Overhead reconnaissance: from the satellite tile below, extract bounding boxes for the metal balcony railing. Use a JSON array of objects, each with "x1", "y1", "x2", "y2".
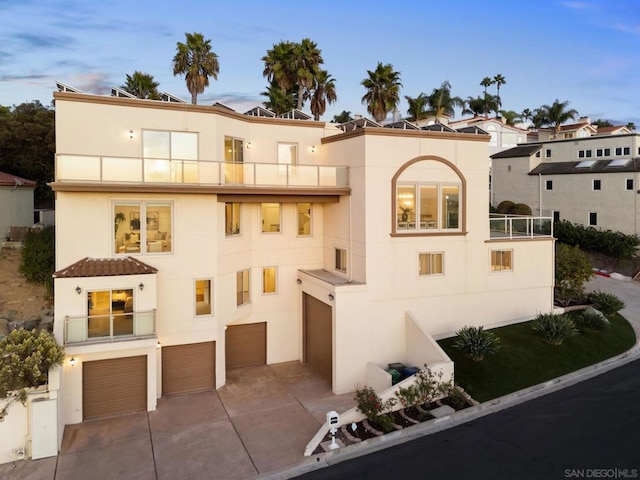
[
  {"x1": 64, "y1": 309, "x2": 156, "y2": 345},
  {"x1": 489, "y1": 214, "x2": 554, "y2": 239},
  {"x1": 55, "y1": 154, "x2": 349, "y2": 189}
]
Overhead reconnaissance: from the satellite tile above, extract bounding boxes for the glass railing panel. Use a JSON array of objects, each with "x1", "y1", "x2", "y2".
[
  {"x1": 144, "y1": 159, "x2": 171, "y2": 182},
  {"x1": 102, "y1": 157, "x2": 143, "y2": 182},
  {"x1": 57, "y1": 155, "x2": 101, "y2": 181},
  {"x1": 319, "y1": 166, "x2": 338, "y2": 187},
  {"x1": 134, "y1": 311, "x2": 155, "y2": 336},
  {"x1": 254, "y1": 163, "x2": 287, "y2": 186},
  {"x1": 289, "y1": 165, "x2": 318, "y2": 186},
  {"x1": 198, "y1": 161, "x2": 220, "y2": 184}
]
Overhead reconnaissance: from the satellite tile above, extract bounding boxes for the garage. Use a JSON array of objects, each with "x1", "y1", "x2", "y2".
[
  {"x1": 225, "y1": 322, "x2": 267, "y2": 369},
  {"x1": 303, "y1": 293, "x2": 332, "y2": 384},
  {"x1": 83, "y1": 355, "x2": 147, "y2": 421},
  {"x1": 162, "y1": 342, "x2": 215, "y2": 396}
]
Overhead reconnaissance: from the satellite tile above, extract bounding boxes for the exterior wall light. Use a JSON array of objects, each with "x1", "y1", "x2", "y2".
[
  {"x1": 156, "y1": 341, "x2": 161, "y2": 350},
  {"x1": 69, "y1": 357, "x2": 76, "y2": 367},
  {"x1": 246, "y1": 141, "x2": 252, "y2": 149},
  {"x1": 76, "y1": 286, "x2": 81, "y2": 294},
  {"x1": 311, "y1": 145, "x2": 316, "y2": 153},
  {"x1": 328, "y1": 293, "x2": 334, "y2": 301},
  {"x1": 128, "y1": 130, "x2": 134, "y2": 139},
  {"x1": 139, "y1": 282, "x2": 144, "y2": 291},
  {"x1": 297, "y1": 279, "x2": 302, "y2": 285}
]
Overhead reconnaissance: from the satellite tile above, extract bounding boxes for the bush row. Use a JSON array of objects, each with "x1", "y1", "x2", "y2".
[{"x1": 554, "y1": 220, "x2": 639, "y2": 259}]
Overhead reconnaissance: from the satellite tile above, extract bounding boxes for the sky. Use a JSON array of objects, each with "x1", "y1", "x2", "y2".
[{"x1": 2, "y1": 0, "x2": 640, "y2": 126}]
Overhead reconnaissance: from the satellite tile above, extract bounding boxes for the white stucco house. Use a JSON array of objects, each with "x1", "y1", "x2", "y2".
[
  {"x1": 0, "y1": 171, "x2": 36, "y2": 241},
  {"x1": 48, "y1": 88, "x2": 555, "y2": 450}
]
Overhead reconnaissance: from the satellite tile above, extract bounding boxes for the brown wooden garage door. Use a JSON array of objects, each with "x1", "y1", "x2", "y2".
[
  {"x1": 304, "y1": 293, "x2": 332, "y2": 383},
  {"x1": 225, "y1": 322, "x2": 267, "y2": 369},
  {"x1": 162, "y1": 342, "x2": 215, "y2": 396},
  {"x1": 83, "y1": 356, "x2": 147, "y2": 421}
]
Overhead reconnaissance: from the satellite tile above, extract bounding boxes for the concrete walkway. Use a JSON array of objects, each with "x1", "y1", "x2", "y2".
[{"x1": 0, "y1": 362, "x2": 355, "y2": 480}]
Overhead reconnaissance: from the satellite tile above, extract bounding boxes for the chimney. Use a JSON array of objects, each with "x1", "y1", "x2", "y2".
[
  {"x1": 354, "y1": 114, "x2": 363, "y2": 120},
  {"x1": 392, "y1": 107, "x2": 400, "y2": 123}
]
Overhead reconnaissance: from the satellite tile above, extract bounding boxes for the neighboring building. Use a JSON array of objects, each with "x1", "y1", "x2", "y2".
[
  {"x1": 491, "y1": 133, "x2": 640, "y2": 234},
  {"x1": 50, "y1": 89, "x2": 554, "y2": 443},
  {"x1": 449, "y1": 116, "x2": 530, "y2": 157},
  {"x1": 0, "y1": 171, "x2": 36, "y2": 240}
]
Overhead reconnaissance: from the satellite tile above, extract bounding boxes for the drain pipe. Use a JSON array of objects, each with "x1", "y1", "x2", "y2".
[{"x1": 348, "y1": 194, "x2": 353, "y2": 283}]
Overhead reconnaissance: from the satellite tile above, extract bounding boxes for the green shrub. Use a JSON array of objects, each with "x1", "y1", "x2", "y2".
[
  {"x1": 453, "y1": 326, "x2": 501, "y2": 361},
  {"x1": 555, "y1": 243, "x2": 593, "y2": 306},
  {"x1": 511, "y1": 203, "x2": 532, "y2": 215},
  {"x1": 575, "y1": 308, "x2": 610, "y2": 331},
  {"x1": 0, "y1": 328, "x2": 65, "y2": 421},
  {"x1": 554, "y1": 220, "x2": 640, "y2": 259},
  {"x1": 443, "y1": 384, "x2": 469, "y2": 410},
  {"x1": 531, "y1": 313, "x2": 578, "y2": 345},
  {"x1": 587, "y1": 291, "x2": 625, "y2": 318},
  {"x1": 496, "y1": 200, "x2": 515, "y2": 214},
  {"x1": 19, "y1": 226, "x2": 55, "y2": 285},
  {"x1": 354, "y1": 386, "x2": 397, "y2": 433}
]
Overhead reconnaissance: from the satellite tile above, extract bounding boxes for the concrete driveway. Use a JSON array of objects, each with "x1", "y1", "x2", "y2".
[{"x1": 0, "y1": 362, "x2": 355, "y2": 480}]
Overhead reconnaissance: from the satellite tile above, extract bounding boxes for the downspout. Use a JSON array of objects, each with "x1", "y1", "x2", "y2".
[
  {"x1": 348, "y1": 194, "x2": 353, "y2": 283},
  {"x1": 538, "y1": 173, "x2": 542, "y2": 216}
]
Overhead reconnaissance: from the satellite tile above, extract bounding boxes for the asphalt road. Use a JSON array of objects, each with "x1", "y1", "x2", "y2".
[{"x1": 296, "y1": 358, "x2": 640, "y2": 480}]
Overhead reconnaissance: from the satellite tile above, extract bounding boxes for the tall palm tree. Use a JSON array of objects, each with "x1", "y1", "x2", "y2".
[
  {"x1": 121, "y1": 71, "x2": 160, "y2": 100},
  {"x1": 480, "y1": 77, "x2": 494, "y2": 117},
  {"x1": 626, "y1": 122, "x2": 636, "y2": 131},
  {"x1": 521, "y1": 108, "x2": 533, "y2": 123},
  {"x1": 498, "y1": 110, "x2": 522, "y2": 126},
  {"x1": 493, "y1": 74, "x2": 506, "y2": 107},
  {"x1": 262, "y1": 41, "x2": 297, "y2": 93},
  {"x1": 172, "y1": 32, "x2": 220, "y2": 105},
  {"x1": 293, "y1": 38, "x2": 323, "y2": 110},
  {"x1": 426, "y1": 80, "x2": 464, "y2": 120},
  {"x1": 463, "y1": 95, "x2": 498, "y2": 117},
  {"x1": 361, "y1": 62, "x2": 402, "y2": 123},
  {"x1": 332, "y1": 111, "x2": 353, "y2": 123},
  {"x1": 538, "y1": 99, "x2": 579, "y2": 132},
  {"x1": 309, "y1": 69, "x2": 337, "y2": 121},
  {"x1": 405, "y1": 93, "x2": 429, "y2": 122},
  {"x1": 261, "y1": 82, "x2": 295, "y2": 115}
]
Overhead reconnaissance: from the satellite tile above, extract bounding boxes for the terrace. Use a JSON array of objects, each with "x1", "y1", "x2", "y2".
[{"x1": 489, "y1": 214, "x2": 554, "y2": 239}]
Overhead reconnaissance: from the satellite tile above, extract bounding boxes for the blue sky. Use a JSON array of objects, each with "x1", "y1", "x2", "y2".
[{"x1": 2, "y1": 0, "x2": 639, "y2": 125}]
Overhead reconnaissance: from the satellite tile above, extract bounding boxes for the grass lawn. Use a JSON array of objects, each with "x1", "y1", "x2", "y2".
[{"x1": 437, "y1": 313, "x2": 636, "y2": 403}]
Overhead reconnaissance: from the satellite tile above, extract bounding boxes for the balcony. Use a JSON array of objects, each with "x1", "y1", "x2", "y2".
[
  {"x1": 64, "y1": 309, "x2": 155, "y2": 345},
  {"x1": 55, "y1": 154, "x2": 349, "y2": 190},
  {"x1": 489, "y1": 215, "x2": 554, "y2": 239}
]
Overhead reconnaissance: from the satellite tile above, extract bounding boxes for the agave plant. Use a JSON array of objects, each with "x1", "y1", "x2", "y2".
[
  {"x1": 453, "y1": 326, "x2": 501, "y2": 361},
  {"x1": 587, "y1": 291, "x2": 625, "y2": 318},
  {"x1": 531, "y1": 313, "x2": 578, "y2": 345}
]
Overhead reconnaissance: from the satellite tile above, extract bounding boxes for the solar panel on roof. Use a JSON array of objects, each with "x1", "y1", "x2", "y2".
[
  {"x1": 576, "y1": 160, "x2": 597, "y2": 168},
  {"x1": 607, "y1": 159, "x2": 631, "y2": 167}
]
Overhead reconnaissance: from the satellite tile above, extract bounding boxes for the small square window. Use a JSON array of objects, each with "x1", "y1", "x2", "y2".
[
  {"x1": 419, "y1": 253, "x2": 443, "y2": 276},
  {"x1": 589, "y1": 212, "x2": 597, "y2": 226},
  {"x1": 616, "y1": 147, "x2": 623, "y2": 156},
  {"x1": 507, "y1": 165, "x2": 512, "y2": 172},
  {"x1": 535, "y1": 151, "x2": 541, "y2": 158},
  {"x1": 585, "y1": 150, "x2": 592, "y2": 158},
  {"x1": 335, "y1": 248, "x2": 347, "y2": 273},
  {"x1": 578, "y1": 150, "x2": 585, "y2": 158},
  {"x1": 545, "y1": 180, "x2": 553, "y2": 190},
  {"x1": 623, "y1": 147, "x2": 630, "y2": 155},
  {"x1": 262, "y1": 267, "x2": 277, "y2": 294},
  {"x1": 596, "y1": 149, "x2": 603, "y2": 157},
  {"x1": 553, "y1": 211, "x2": 560, "y2": 222},
  {"x1": 195, "y1": 279, "x2": 212, "y2": 316},
  {"x1": 604, "y1": 148, "x2": 611, "y2": 156},
  {"x1": 491, "y1": 250, "x2": 512, "y2": 272},
  {"x1": 626, "y1": 179, "x2": 634, "y2": 191},
  {"x1": 236, "y1": 269, "x2": 250, "y2": 307},
  {"x1": 593, "y1": 179, "x2": 601, "y2": 190},
  {"x1": 545, "y1": 149, "x2": 552, "y2": 158}
]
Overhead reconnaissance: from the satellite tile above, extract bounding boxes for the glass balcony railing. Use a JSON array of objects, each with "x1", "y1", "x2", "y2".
[
  {"x1": 489, "y1": 214, "x2": 554, "y2": 239},
  {"x1": 64, "y1": 309, "x2": 156, "y2": 345},
  {"x1": 55, "y1": 155, "x2": 349, "y2": 189}
]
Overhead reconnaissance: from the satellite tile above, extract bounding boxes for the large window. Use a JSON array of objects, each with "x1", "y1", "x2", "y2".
[
  {"x1": 261, "y1": 203, "x2": 281, "y2": 233},
  {"x1": 225, "y1": 202, "x2": 241, "y2": 236},
  {"x1": 143, "y1": 130, "x2": 197, "y2": 183},
  {"x1": 419, "y1": 253, "x2": 443, "y2": 276},
  {"x1": 335, "y1": 248, "x2": 347, "y2": 273},
  {"x1": 396, "y1": 183, "x2": 460, "y2": 232},
  {"x1": 278, "y1": 142, "x2": 298, "y2": 174},
  {"x1": 114, "y1": 201, "x2": 172, "y2": 254},
  {"x1": 195, "y1": 279, "x2": 212, "y2": 316},
  {"x1": 262, "y1": 267, "x2": 277, "y2": 294},
  {"x1": 297, "y1": 203, "x2": 312, "y2": 236},
  {"x1": 224, "y1": 136, "x2": 244, "y2": 184},
  {"x1": 236, "y1": 269, "x2": 250, "y2": 307},
  {"x1": 491, "y1": 250, "x2": 512, "y2": 272},
  {"x1": 87, "y1": 289, "x2": 134, "y2": 338}
]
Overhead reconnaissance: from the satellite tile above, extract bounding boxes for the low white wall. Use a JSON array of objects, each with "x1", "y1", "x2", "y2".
[
  {"x1": 366, "y1": 362, "x2": 391, "y2": 392},
  {"x1": 406, "y1": 312, "x2": 454, "y2": 369}
]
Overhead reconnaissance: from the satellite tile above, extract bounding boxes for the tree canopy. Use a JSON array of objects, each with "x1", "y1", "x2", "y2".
[
  {"x1": 361, "y1": 62, "x2": 402, "y2": 123},
  {"x1": 172, "y1": 32, "x2": 220, "y2": 105},
  {"x1": 121, "y1": 71, "x2": 161, "y2": 99}
]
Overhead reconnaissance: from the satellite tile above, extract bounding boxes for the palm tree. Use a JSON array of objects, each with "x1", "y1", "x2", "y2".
[
  {"x1": 309, "y1": 69, "x2": 337, "y2": 121},
  {"x1": 426, "y1": 80, "x2": 465, "y2": 120},
  {"x1": 538, "y1": 99, "x2": 579, "y2": 132},
  {"x1": 531, "y1": 108, "x2": 546, "y2": 129},
  {"x1": 626, "y1": 122, "x2": 636, "y2": 131},
  {"x1": 261, "y1": 82, "x2": 295, "y2": 115},
  {"x1": 521, "y1": 108, "x2": 533, "y2": 123},
  {"x1": 463, "y1": 94, "x2": 499, "y2": 117},
  {"x1": 405, "y1": 93, "x2": 429, "y2": 122},
  {"x1": 332, "y1": 111, "x2": 353, "y2": 123},
  {"x1": 293, "y1": 38, "x2": 323, "y2": 110},
  {"x1": 172, "y1": 32, "x2": 220, "y2": 105},
  {"x1": 121, "y1": 71, "x2": 160, "y2": 99},
  {"x1": 360, "y1": 62, "x2": 402, "y2": 123},
  {"x1": 498, "y1": 110, "x2": 522, "y2": 126},
  {"x1": 480, "y1": 77, "x2": 494, "y2": 117},
  {"x1": 493, "y1": 74, "x2": 506, "y2": 107}
]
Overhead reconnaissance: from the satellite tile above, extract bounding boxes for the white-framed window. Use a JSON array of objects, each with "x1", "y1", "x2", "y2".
[
  {"x1": 604, "y1": 148, "x2": 611, "y2": 156},
  {"x1": 224, "y1": 136, "x2": 244, "y2": 184},
  {"x1": 87, "y1": 289, "x2": 134, "y2": 338},
  {"x1": 236, "y1": 269, "x2": 250, "y2": 307},
  {"x1": 335, "y1": 247, "x2": 347, "y2": 273},
  {"x1": 142, "y1": 130, "x2": 198, "y2": 183},
  {"x1": 578, "y1": 150, "x2": 592, "y2": 158},
  {"x1": 418, "y1": 253, "x2": 444, "y2": 276},
  {"x1": 615, "y1": 147, "x2": 623, "y2": 156},
  {"x1": 535, "y1": 151, "x2": 541, "y2": 158},
  {"x1": 593, "y1": 179, "x2": 602, "y2": 191},
  {"x1": 589, "y1": 212, "x2": 597, "y2": 226},
  {"x1": 277, "y1": 142, "x2": 298, "y2": 174},
  {"x1": 545, "y1": 149, "x2": 552, "y2": 158},
  {"x1": 491, "y1": 250, "x2": 513, "y2": 272},
  {"x1": 225, "y1": 202, "x2": 241, "y2": 236},
  {"x1": 553, "y1": 211, "x2": 560, "y2": 222},
  {"x1": 623, "y1": 147, "x2": 630, "y2": 155},
  {"x1": 262, "y1": 266, "x2": 278, "y2": 294},
  {"x1": 297, "y1": 203, "x2": 312, "y2": 236},
  {"x1": 596, "y1": 148, "x2": 603, "y2": 157},
  {"x1": 114, "y1": 201, "x2": 172, "y2": 255},
  {"x1": 545, "y1": 180, "x2": 553, "y2": 190},
  {"x1": 195, "y1": 279, "x2": 212, "y2": 316},
  {"x1": 261, "y1": 203, "x2": 281, "y2": 233},
  {"x1": 396, "y1": 183, "x2": 461, "y2": 232},
  {"x1": 626, "y1": 178, "x2": 634, "y2": 191}
]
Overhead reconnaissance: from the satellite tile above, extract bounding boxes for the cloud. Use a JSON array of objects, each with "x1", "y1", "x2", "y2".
[
  {"x1": 14, "y1": 32, "x2": 75, "y2": 49},
  {"x1": 560, "y1": 1, "x2": 597, "y2": 10},
  {"x1": 69, "y1": 72, "x2": 111, "y2": 95},
  {"x1": 202, "y1": 92, "x2": 263, "y2": 111},
  {"x1": 0, "y1": 73, "x2": 50, "y2": 82},
  {"x1": 612, "y1": 23, "x2": 640, "y2": 35}
]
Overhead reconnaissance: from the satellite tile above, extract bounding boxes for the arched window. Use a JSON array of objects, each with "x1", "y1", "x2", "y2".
[{"x1": 391, "y1": 156, "x2": 466, "y2": 236}]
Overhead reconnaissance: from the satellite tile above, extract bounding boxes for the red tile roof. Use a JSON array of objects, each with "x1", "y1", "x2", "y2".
[
  {"x1": 0, "y1": 171, "x2": 37, "y2": 187},
  {"x1": 596, "y1": 126, "x2": 628, "y2": 134},
  {"x1": 54, "y1": 257, "x2": 158, "y2": 278}
]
